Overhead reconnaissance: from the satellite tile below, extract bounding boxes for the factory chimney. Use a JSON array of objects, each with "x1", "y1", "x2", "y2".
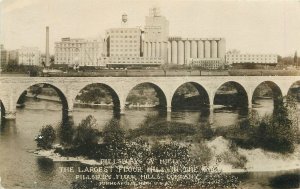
[{"x1": 46, "y1": 26, "x2": 50, "y2": 67}]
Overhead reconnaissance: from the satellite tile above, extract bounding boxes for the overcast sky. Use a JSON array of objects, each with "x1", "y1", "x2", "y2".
[{"x1": 0, "y1": 0, "x2": 300, "y2": 56}]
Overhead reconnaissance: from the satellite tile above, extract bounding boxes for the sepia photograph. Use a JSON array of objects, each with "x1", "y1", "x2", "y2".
[{"x1": 0, "y1": 0, "x2": 300, "y2": 188}]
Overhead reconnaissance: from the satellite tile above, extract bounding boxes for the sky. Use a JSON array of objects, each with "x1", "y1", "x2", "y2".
[{"x1": 0, "y1": 0, "x2": 300, "y2": 56}]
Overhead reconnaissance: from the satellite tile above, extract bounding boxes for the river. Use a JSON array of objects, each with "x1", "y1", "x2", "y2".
[{"x1": 0, "y1": 98, "x2": 299, "y2": 189}]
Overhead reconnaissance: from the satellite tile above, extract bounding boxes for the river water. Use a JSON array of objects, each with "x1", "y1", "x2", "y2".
[{"x1": 0, "y1": 98, "x2": 299, "y2": 189}]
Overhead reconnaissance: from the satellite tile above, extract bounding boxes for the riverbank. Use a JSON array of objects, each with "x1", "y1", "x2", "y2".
[
  {"x1": 28, "y1": 94, "x2": 158, "y2": 108},
  {"x1": 33, "y1": 136, "x2": 300, "y2": 173},
  {"x1": 26, "y1": 94, "x2": 61, "y2": 102}
]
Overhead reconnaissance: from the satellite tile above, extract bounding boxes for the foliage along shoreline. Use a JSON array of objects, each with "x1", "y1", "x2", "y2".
[{"x1": 32, "y1": 96, "x2": 300, "y2": 188}]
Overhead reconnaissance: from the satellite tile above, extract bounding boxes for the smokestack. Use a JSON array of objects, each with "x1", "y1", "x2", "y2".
[{"x1": 46, "y1": 26, "x2": 49, "y2": 67}]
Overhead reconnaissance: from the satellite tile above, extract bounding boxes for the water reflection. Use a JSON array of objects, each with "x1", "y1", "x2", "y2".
[
  {"x1": 36, "y1": 157, "x2": 55, "y2": 180},
  {"x1": 0, "y1": 98, "x2": 299, "y2": 188}
]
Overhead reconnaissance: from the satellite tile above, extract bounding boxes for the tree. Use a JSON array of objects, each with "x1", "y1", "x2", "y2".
[
  {"x1": 102, "y1": 119, "x2": 126, "y2": 159},
  {"x1": 72, "y1": 115, "x2": 100, "y2": 147},
  {"x1": 294, "y1": 51, "x2": 298, "y2": 67},
  {"x1": 252, "y1": 96, "x2": 299, "y2": 153},
  {"x1": 35, "y1": 125, "x2": 56, "y2": 149},
  {"x1": 103, "y1": 119, "x2": 125, "y2": 146}
]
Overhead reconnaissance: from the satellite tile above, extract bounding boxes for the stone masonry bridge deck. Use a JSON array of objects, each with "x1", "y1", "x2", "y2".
[{"x1": 0, "y1": 76, "x2": 299, "y2": 119}]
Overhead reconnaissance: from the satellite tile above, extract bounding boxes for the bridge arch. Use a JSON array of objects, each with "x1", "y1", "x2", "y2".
[
  {"x1": 16, "y1": 83, "x2": 69, "y2": 120},
  {"x1": 171, "y1": 82, "x2": 210, "y2": 110},
  {"x1": 125, "y1": 82, "x2": 168, "y2": 109},
  {"x1": 287, "y1": 80, "x2": 300, "y2": 99},
  {"x1": 252, "y1": 81, "x2": 282, "y2": 107},
  {"x1": 74, "y1": 83, "x2": 121, "y2": 112},
  {"x1": 0, "y1": 100, "x2": 5, "y2": 120},
  {"x1": 214, "y1": 81, "x2": 248, "y2": 107}
]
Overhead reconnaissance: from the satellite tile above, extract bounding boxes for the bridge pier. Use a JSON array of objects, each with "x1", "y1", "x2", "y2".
[
  {"x1": 167, "y1": 106, "x2": 172, "y2": 112},
  {"x1": 209, "y1": 105, "x2": 214, "y2": 124},
  {"x1": 4, "y1": 111, "x2": 16, "y2": 120},
  {"x1": 68, "y1": 109, "x2": 73, "y2": 117},
  {"x1": 120, "y1": 107, "x2": 125, "y2": 115},
  {"x1": 248, "y1": 103, "x2": 252, "y2": 109}
]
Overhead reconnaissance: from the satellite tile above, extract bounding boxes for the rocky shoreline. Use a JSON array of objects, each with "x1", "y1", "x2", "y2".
[{"x1": 33, "y1": 137, "x2": 300, "y2": 173}]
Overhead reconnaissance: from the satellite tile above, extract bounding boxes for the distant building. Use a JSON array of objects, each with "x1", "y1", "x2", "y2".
[
  {"x1": 226, "y1": 51, "x2": 277, "y2": 68},
  {"x1": 8, "y1": 50, "x2": 19, "y2": 63},
  {"x1": 18, "y1": 47, "x2": 41, "y2": 66},
  {"x1": 189, "y1": 58, "x2": 225, "y2": 70},
  {"x1": 104, "y1": 27, "x2": 142, "y2": 58},
  {"x1": 168, "y1": 37, "x2": 226, "y2": 69},
  {"x1": 53, "y1": 7, "x2": 225, "y2": 69},
  {"x1": 0, "y1": 44, "x2": 9, "y2": 66},
  {"x1": 143, "y1": 7, "x2": 169, "y2": 62},
  {"x1": 102, "y1": 13, "x2": 164, "y2": 67},
  {"x1": 54, "y1": 37, "x2": 103, "y2": 66}
]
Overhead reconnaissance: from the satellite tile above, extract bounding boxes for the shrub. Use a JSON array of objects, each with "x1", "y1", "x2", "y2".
[
  {"x1": 35, "y1": 125, "x2": 56, "y2": 149},
  {"x1": 103, "y1": 119, "x2": 125, "y2": 146},
  {"x1": 190, "y1": 142, "x2": 213, "y2": 165},
  {"x1": 72, "y1": 115, "x2": 100, "y2": 148},
  {"x1": 129, "y1": 114, "x2": 197, "y2": 138},
  {"x1": 102, "y1": 119, "x2": 126, "y2": 159},
  {"x1": 57, "y1": 119, "x2": 74, "y2": 146},
  {"x1": 253, "y1": 97, "x2": 299, "y2": 153},
  {"x1": 219, "y1": 142, "x2": 247, "y2": 169}
]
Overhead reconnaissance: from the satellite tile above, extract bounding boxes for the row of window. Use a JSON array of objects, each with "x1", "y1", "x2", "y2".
[
  {"x1": 107, "y1": 61, "x2": 162, "y2": 64},
  {"x1": 110, "y1": 40, "x2": 138, "y2": 43},
  {"x1": 56, "y1": 44, "x2": 82, "y2": 48},
  {"x1": 110, "y1": 35, "x2": 139, "y2": 38},
  {"x1": 109, "y1": 30, "x2": 139, "y2": 33},
  {"x1": 110, "y1": 53, "x2": 139, "y2": 56},
  {"x1": 111, "y1": 44, "x2": 138, "y2": 48},
  {"x1": 227, "y1": 57, "x2": 277, "y2": 59},
  {"x1": 19, "y1": 54, "x2": 38, "y2": 56},
  {"x1": 228, "y1": 55, "x2": 276, "y2": 58},
  {"x1": 111, "y1": 49, "x2": 138, "y2": 52}
]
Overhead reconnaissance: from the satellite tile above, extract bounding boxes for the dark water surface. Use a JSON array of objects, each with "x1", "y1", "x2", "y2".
[{"x1": 0, "y1": 98, "x2": 299, "y2": 188}]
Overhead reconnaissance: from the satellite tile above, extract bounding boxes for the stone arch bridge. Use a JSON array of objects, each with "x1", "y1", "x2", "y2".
[{"x1": 0, "y1": 76, "x2": 299, "y2": 120}]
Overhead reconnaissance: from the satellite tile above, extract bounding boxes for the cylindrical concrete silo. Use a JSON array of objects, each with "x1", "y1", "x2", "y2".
[
  {"x1": 167, "y1": 41, "x2": 172, "y2": 63},
  {"x1": 144, "y1": 42, "x2": 148, "y2": 57},
  {"x1": 152, "y1": 42, "x2": 156, "y2": 57},
  {"x1": 191, "y1": 40, "x2": 197, "y2": 58},
  {"x1": 218, "y1": 38, "x2": 226, "y2": 59},
  {"x1": 177, "y1": 40, "x2": 184, "y2": 65},
  {"x1": 197, "y1": 40, "x2": 204, "y2": 58},
  {"x1": 148, "y1": 42, "x2": 152, "y2": 58},
  {"x1": 156, "y1": 42, "x2": 160, "y2": 57},
  {"x1": 171, "y1": 40, "x2": 178, "y2": 64},
  {"x1": 184, "y1": 40, "x2": 191, "y2": 64},
  {"x1": 211, "y1": 40, "x2": 218, "y2": 58},
  {"x1": 161, "y1": 42, "x2": 168, "y2": 63},
  {"x1": 204, "y1": 40, "x2": 211, "y2": 58}
]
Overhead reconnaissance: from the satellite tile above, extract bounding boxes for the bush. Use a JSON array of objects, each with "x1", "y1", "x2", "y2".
[
  {"x1": 72, "y1": 115, "x2": 100, "y2": 148},
  {"x1": 35, "y1": 125, "x2": 56, "y2": 149},
  {"x1": 102, "y1": 119, "x2": 126, "y2": 159},
  {"x1": 220, "y1": 147, "x2": 247, "y2": 169},
  {"x1": 57, "y1": 119, "x2": 74, "y2": 146},
  {"x1": 252, "y1": 97, "x2": 299, "y2": 153},
  {"x1": 218, "y1": 96, "x2": 300, "y2": 153},
  {"x1": 190, "y1": 142, "x2": 213, "y2": 165},
  {"x1": 103, "y1": 119, "x2": 125, "y2": 145},
  {"x1": 128, "y1": 114, "x2": 197, "y2": 138}
]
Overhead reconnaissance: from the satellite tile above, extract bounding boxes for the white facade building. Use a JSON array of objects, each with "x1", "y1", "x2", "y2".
[
  {"x1": 226, "y1": 51, "x2": 277, "y2": 65},
  {"x1": 53, "y1": 7, "x2": 226, "y2": 68},
  {"x1": 167, "y1": 37, "x2": 226, "y2": 69},
  {"x1": 18, "y1": 47, "x2": 41, "y2": 66},
  {"x1": 54, "y1": 37, "x2": 103, "y2": 66},
  {"x1": 143, "y1": 7, "x2": 169, "y2": 62},
  {"x1": 105, "y1": 27, "x2": 142, "y2": 58}
]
